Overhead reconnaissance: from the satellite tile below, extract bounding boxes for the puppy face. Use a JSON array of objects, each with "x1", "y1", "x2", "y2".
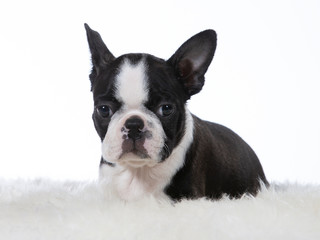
[
  {"x1": 92, "y1": 55, "x2": 187, "y2": 167},
  {"x1": 85, "y1": 24, "x2": 217, "y2": 168}
]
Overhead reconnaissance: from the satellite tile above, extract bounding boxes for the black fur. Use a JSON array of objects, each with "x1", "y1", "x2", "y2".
[
  {"x1": 85, "y1": 24, "x2": 268, "y2": 200},
  {"x1": 165, "y1": 116, "x2": 268, "y2": 200}
]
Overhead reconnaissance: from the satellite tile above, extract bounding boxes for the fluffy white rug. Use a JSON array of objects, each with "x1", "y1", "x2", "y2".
[{"x1": 0, "y1": 179, "x2": 319, "y2": 240}]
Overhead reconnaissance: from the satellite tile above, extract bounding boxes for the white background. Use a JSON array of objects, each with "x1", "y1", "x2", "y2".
[{"x1": 0, "y1": 0, "x2": 319, "y2": 183}]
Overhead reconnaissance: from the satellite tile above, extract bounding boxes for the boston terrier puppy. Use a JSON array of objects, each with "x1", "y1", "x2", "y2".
[{"x1": 84, "y1": 24, "x2": 268, "y2": 201}]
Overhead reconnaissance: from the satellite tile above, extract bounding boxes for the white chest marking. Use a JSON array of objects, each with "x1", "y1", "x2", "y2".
[{"x1": 100, "y1": 109, "x2": 194, "y2": 201}]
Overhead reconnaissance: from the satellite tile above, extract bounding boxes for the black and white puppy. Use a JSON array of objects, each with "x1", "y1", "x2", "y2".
[{"x1": 85, "y1": 24, "x2": 268, "y2": 201}]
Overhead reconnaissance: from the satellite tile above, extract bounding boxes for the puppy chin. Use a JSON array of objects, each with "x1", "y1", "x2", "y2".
[{"x1": 119, "y1": 153, "x2": 158, "y2": 168}]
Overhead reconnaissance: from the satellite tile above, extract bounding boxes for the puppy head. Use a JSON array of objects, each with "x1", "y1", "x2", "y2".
[{"x1": 85, "y1": 24, "x2": 216, "y2": 168}]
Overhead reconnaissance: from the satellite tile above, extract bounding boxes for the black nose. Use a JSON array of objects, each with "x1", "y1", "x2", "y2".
[{"x1": 124, "y1": 116, "x2": 144, "y2": 140}]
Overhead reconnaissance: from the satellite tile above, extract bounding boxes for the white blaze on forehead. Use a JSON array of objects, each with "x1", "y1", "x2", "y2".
[{"x1": 115, "y1": 59, "x2": 148, "y2": 108}]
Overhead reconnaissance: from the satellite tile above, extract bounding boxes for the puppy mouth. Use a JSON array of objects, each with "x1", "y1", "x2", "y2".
[
  {"x1": 119, "y1": 152, "x2": 156, "y2": 168},
  {"x1": 119, "y1": 138, "x2": 155, "y2": 167},
  {"x1": 122, "y1": 137, "x2": 149, "y2": 155}
]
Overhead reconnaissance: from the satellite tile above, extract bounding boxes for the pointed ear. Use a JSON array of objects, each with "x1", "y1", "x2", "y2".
[
  {"x1": 84, "y1": 23, "x2": 115, "y2": 83},
  {"x1": 167, "y1": 30, "x2": 217, "y2": 98}
]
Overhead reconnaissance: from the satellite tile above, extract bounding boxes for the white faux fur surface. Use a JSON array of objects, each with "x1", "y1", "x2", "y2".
[{"x1": 0, "y1": 179, "x2": 320, "y2": 240}]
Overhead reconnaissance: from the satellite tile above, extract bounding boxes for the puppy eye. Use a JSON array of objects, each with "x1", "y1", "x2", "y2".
[
  {"x1": 158, "y1": 104, "x2": 174, "y2": 117},
  {"x1": 97, "y1": 105, "x2": 113, "y2": 118}
]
